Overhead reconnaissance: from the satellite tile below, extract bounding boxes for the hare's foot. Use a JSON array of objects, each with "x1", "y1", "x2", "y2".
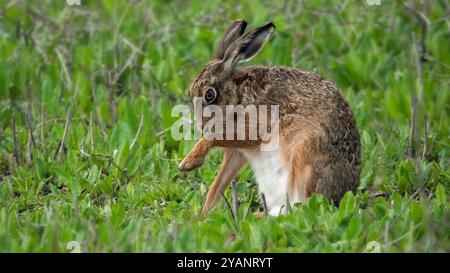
[{"x1": 178, "y1": 138, "x2": 212, "y2": 172}]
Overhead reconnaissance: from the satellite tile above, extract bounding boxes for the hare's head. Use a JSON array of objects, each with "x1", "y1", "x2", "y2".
[{"x1": 188, "y1": 20, "x2": 275, "y2": 129}]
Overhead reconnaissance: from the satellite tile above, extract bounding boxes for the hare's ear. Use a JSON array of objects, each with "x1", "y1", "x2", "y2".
[
  {"x1": 215, "y1": 19, "x2": 247, "y2": 60},
  {"x1": 222, "y1": 22, "x2": 275, "y2": 69}
]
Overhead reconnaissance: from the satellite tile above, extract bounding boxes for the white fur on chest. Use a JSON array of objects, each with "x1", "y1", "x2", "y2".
[{"x1": 241, "y1": 149, "x2": 297, "y2": 216}]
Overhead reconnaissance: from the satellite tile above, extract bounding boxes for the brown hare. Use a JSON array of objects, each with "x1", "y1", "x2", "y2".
[{"x1": 178, "y1": 20, "x2": 361, "y2": 216}]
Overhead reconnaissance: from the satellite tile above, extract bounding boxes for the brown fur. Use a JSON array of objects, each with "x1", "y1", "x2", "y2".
[{"x1": 179, "y1": 20, "x2": 361, "y2": 214}]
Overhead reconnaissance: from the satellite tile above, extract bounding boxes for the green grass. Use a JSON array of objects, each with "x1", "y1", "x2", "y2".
[{"x1": 0, "y1": 0, "x2": 449, "y2": 252}]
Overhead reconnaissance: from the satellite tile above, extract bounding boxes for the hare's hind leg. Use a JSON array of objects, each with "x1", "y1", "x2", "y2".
[
  {"x1": 201, "y1": 148, "x2": 246, "y2": 216},
  {"x1": 306, "y1": 160, "x2": 359, "y2": 205},
  {"x1": 289, "y1": 134, "x2": 359, "y2": 206}
]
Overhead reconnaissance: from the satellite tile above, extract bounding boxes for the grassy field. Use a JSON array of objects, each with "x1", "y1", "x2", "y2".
[{"x1": 0, "y1": 0, "x2": 448, "y2": 252}]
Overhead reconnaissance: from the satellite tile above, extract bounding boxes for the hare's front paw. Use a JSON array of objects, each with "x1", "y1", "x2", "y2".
[{"x1": 178, "y1": 152, "x2": 205, "y2": 172}]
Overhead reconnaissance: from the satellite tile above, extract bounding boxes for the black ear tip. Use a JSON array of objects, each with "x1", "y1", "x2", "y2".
[
  {"x1": 260, "y1": 21, "x2": 275, "y2": 31},
  {"x1": 232, "y1": 19, "x2": 248, "y2": 33},
  {"x1": 267, "y1": 21, "x2": 276, "y2": 29},
  {"x1": 234, "y1": 19, "x2": 248, "y2": 25}
]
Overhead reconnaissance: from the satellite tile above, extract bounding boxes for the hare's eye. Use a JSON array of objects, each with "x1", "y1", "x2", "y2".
[{"x1": 203, "y1": 87, "x2": 217, "y2": 104}]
